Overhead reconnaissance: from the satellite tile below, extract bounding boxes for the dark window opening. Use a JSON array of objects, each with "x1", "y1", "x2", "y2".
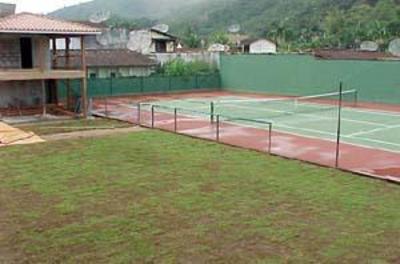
[
  {"x1": 243, "y1": 45, "x2": 250, "y2": 53},
  {"x1": 20, "y1": 38, "x2": 33, "y2": 69},
  {"x1": 90, "y1": 73, "x2": 97, "y2": 79},
  {"x1": 155, "y1": 40, "x2": 167, "y2": 53},
  {"x1": 110, "y1": 72, "x2": 116, "y2": 78}
]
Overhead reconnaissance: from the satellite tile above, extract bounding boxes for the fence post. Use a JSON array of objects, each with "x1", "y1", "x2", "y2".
[
  {"x1": 210, "y1": 102, "x2": 215, "y2": 124},
  {"x1": 137, "y1": 103, "x2": 141, "y2": 125},
  {"x1": 174, "y1": 108, "x2": 178, "y2": 132},
  {"x1": 216, "y1": 115, "x2": 220, "y2": 142},
  {"x1": 104, "y1": 96, "x2": 108, "y2": 117},
  {"x1": 335, "y1": 82, "x2": 344, "y2": 168},
  {"x1": 151, "y1": 105, "x2": 155, "y2": 128},
  {"x1": 268, "y1": 123, "x2": 272, "y2": 153}
]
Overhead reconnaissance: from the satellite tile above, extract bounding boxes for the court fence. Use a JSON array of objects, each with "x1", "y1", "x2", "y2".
[
  {"x1": 220, "y1": 54, "x2": 400, "y2": 105},
  {"x1": 58, "y1": 73, "x2": 221, "y2": 99}
]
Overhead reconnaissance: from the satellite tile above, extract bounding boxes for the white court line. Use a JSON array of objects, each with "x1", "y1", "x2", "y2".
[
  {"x1": 347, "y1": 124, "x2": 400, "y2": 137},
  {"x1": 272, "y1": 122, "x2": 400, "y2": 150},
  {"x1": 219, "y1": 103, "x2": 391, "y2": 127}
]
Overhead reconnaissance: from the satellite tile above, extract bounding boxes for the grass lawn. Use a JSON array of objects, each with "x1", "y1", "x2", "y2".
[
  {"x1": 15, "y1": 118, "x2": 130, "y2": 136},
  {"x1": 0, "y1": 130, "x2": 399, "y2": 263}
]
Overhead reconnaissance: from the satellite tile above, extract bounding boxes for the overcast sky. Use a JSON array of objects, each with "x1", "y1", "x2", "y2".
[{"x1": 3, "y1": 0, "x2": 92, "y2": 14}]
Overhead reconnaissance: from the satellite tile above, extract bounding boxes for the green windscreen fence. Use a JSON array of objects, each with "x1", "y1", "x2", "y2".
[
  {"x1": 58, "y1": 74, "x2": 221, "y2": 99},
  {"x1": 220, "y1": 54, "x2": 400, "y2": 105}
]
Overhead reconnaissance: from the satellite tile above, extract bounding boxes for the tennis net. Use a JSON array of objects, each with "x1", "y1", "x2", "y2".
[{"x1": 211, "y1": 89, "x2": 358, "y2": 119}]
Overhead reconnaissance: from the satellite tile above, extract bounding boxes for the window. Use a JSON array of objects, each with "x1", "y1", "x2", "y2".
[
  {"x1": 89, "y1": 73, "x2": 97, "y2": 79},
  {"x1": 155, "y1": 40, "x2": 167, "y2": 53},
  {"x1": 20, "y1": 38, "x2": 33, "y2": 69},
  {"x1": 110, "y1": 72, "x2": 116, "y2": 78}
]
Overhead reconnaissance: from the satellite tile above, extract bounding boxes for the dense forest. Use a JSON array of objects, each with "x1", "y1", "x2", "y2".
[{"x1": 52, "y1": 0, "x2": 400, "y2": 50}]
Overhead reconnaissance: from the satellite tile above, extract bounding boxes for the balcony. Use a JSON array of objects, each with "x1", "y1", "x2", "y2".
[{"x1": 0, "y1": 68, "x2": 85, "y2": 81}]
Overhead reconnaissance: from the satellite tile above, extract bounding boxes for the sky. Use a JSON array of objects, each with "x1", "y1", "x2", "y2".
[{"x1": 2, "y1": 0, "x2": 92, "y2": 14}]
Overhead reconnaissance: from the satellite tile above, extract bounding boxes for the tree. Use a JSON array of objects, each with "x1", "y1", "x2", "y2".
[{"x1": 182, "y1": 26, "x2": 201, "y2": 48}]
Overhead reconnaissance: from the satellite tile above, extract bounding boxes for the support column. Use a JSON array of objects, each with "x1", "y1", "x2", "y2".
[
  {"x1": 80, "y1": 36, "x2": 88, "y2": 118},
  {"x1": 65, "y1": 37, "x2": 71, "y2": 110},
  {"x1": 51, "y1": 37, "x2": 59, "y2": 105},
  {"x1": 42, "y1": 80, "x2": 47, "y2": 117}
]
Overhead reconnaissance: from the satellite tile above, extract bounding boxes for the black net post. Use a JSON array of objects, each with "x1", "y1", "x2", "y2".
[
  {"x1": 216, "y1": 115, "x2": 220, "y2": 142},
  {"x1": 174, "y1": 108, "x2": 178, "y2": 132},
  {"x1": 335, "y1": 82, "x2": 344, "y2": 168},
  {"x1": 151, "y1": 105, "x2": 155, "y2": 128},
  {"x1": 210, "y1": 102, "x2": 215, "y2": 124}
]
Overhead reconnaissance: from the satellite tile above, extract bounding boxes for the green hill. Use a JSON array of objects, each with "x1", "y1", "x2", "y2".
[{"x1": 52, "y1": 0, "x2": 400, "y2": 49}]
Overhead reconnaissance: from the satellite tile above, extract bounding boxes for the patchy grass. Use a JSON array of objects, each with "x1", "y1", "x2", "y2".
[
  {"x1": 16, "y1": 118, "x2": 130, "y2": 136},
  {"x1": 0, "y1": 131, "x2": 399, "y2": 263}
]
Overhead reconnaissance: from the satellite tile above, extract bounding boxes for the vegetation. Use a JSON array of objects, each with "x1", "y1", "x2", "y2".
[
  {"x1": 0, "y1": 131, "x2": 399, "y2": 262},
  {"x1": 159, "y1": 58, "x2": 217, "y2": 76},
  {"x1": 53, "y1": 0, "x2": 400, "y2": 50}
]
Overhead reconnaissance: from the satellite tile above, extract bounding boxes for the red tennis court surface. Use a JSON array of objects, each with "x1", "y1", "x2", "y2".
[{"x1": 92, "y1": 91, "x2": 400, "y2": 183}]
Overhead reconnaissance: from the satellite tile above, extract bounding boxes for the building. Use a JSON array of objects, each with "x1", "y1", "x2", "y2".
[
  {"x1": 127, "y1": 29, "x2": 178, "y2": 54},
  {"x1": 57, "y1": 49, "x2": 158, "y2": 78},
  {"x1": 241, "y1": 38, "x2": 277, "y2": 54},
  {"x1": 0, "y1": 9, "x2": 100, "y2": 117}
]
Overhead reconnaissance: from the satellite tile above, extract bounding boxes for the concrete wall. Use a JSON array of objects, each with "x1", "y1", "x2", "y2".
[
  {"x1": 0, "y1": 80, "x2": 42, "y2": 108},
  {"x1": 153, "y1": 51, "x2": 221, "y2": 68}
]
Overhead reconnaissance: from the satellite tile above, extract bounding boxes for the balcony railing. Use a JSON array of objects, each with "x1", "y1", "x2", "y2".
[{"x1": 0, "y1": 68, "x2": 85, "y2": 81}]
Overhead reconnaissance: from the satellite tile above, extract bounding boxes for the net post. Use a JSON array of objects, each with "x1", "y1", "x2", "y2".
[
  {"x1": 216, "y1": 115, "x2": 220, "y2": 142},
  {"x1": 151, "y1": 105, "x2": 155, "y2": 128},
  {"x1": 174, "y1": 108, "x2": 178, "y2": 133},
  {"x1": 268, "y1": 123, "x2": 272, "y2": 153},
  {"x1": 335, "y1": 82, "x2": 344, "y2": 168},
  {"x1": 137, "y1": 103, "x2": 141, "y2": 125},
  {"x1": 210, "y1": 102, "x2": 215, "y2": 124}
]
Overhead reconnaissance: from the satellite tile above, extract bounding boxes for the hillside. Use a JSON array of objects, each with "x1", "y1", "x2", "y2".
[
  {"x1": 50, "y1": 0, "x2": 205, "y2": 20},
  {"x1": 52, "y1": 0, "x2": 400, "y2": 49}
]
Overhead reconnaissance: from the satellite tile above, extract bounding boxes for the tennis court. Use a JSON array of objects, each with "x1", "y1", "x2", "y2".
[
  {"x1": 91, "y1": 89, "x2": 400, "y2": 182},
  {"x1": 143, "y1": 90, "x2": 400, "y2": 154}
]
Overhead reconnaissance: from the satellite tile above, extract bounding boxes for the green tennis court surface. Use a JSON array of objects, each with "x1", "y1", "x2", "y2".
[{"x1": 149, "y1": 94, "x2": 400, "y2": 153}]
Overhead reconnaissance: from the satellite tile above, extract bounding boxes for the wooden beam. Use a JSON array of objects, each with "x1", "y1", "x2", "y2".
[
  {"x1": 0, "y1": 69, "x2": 85, "y2": 81},
  {"x1": 80, "y1": 36, "x2": 88, "y2": 118}
]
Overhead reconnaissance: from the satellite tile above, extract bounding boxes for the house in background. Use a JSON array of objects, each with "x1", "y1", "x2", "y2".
[
  {"x1": 0, "y1": 6, "x2": 99, "y2": 117},
  {"x1": 128, "y1": 29, "x2": 178, "y2": 54},
  {"x1": 241, "y1": 38, "x2": 277, "y2": 54},
  {"x1": 58, "y1": 49, "x2": 158, "y2": 78}
]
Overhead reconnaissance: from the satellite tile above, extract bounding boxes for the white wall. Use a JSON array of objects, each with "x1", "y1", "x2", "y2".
[
  {"x1": 249, "y1": 40, "x2": 277, "y2": 54},
  {"x1": 153, "y1": 51, "x2": 220, "y2": 68}
]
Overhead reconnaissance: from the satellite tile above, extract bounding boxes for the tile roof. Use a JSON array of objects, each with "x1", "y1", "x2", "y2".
[
  {"x1": 0, "y1": 12, "x2": 100, "y2": 35},
  {"x1": 314, "y1": 49, "x2": 400, "y2": 61}
]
